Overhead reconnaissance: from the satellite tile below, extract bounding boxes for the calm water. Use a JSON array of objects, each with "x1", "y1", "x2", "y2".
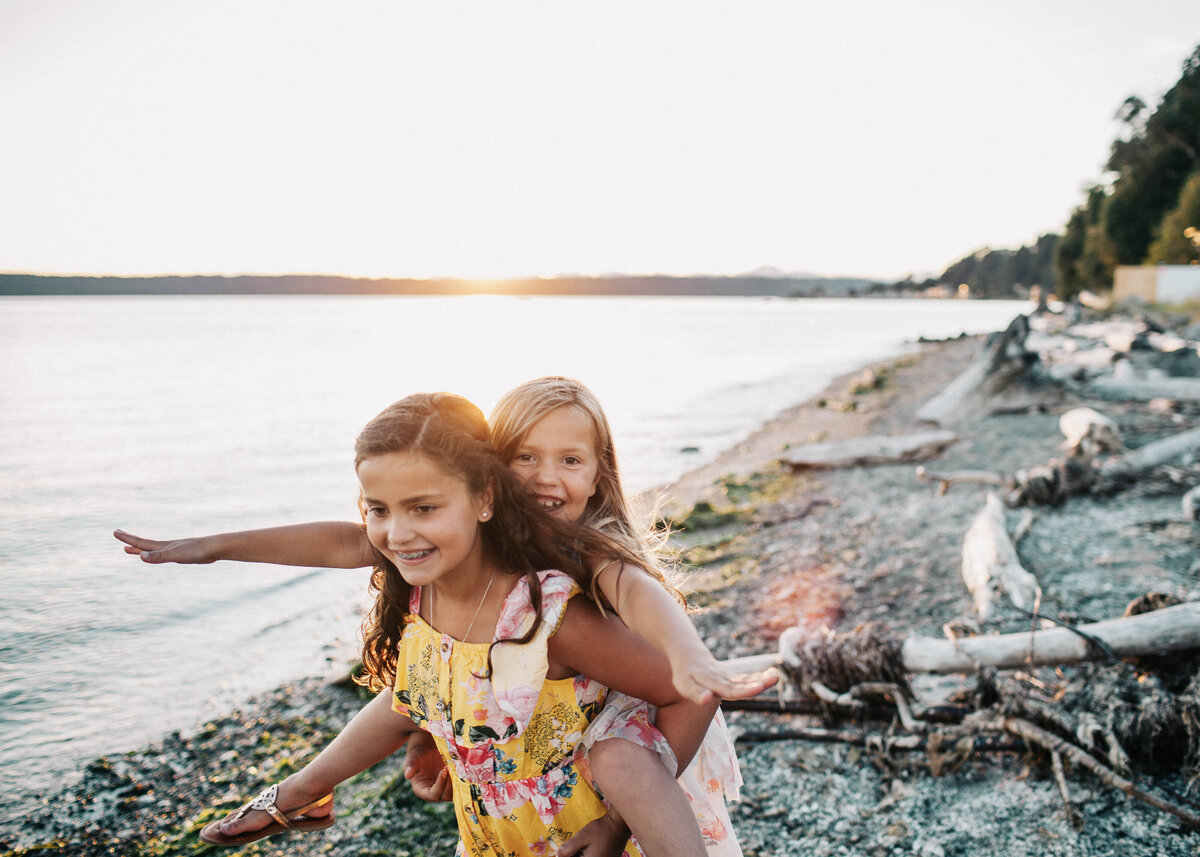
[{"x1": 0, "y1": 294, "x2": 1027, "y2": 809}]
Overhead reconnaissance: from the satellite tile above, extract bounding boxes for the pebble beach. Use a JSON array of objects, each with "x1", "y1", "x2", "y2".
[{"x1": 8, "y1": 306, "x2": 1200, "y2": 857}]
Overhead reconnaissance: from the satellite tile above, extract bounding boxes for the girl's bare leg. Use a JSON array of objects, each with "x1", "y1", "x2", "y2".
[
  {"x1": 570, "y1": 698, "x2": 718, "y2": 857},
  {"x1": 587, "y1": 740, "x2": 705, "y2": 857},
  {"x1": 214, "y1": 690, "x2": 412, "y2": 838}
]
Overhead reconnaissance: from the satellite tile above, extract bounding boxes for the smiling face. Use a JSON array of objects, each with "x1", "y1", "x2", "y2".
[
  {"x1": 506, "y1": 405, "x2": 600, "y2": 523},
  {"x1": 358, "y1": 450, "x2": 493, "y2": 590}
]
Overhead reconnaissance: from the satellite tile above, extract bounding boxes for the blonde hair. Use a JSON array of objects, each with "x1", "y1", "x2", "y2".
[{"x1": 489, "y1": 377, "x2": 683, "y2": 605}]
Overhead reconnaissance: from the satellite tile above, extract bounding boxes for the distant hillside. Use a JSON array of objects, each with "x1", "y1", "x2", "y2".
[
  {"x1": 0, "y1": 273, "x2": 879, "y2": 298},
  {"x1": 900, "y1": 233, "x2": 1060, "y2": 299}
]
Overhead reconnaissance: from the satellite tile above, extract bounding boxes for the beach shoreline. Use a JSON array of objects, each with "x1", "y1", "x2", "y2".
[{"x1": 9, "y1": 318, "x2": 1200, "y2": 856}]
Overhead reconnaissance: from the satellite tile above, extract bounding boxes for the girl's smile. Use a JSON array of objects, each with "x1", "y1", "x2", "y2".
[
  {"x1": 394, "y1": 548, "x2": 434, "y2": 564},
  {"x1": 508, "y1": 406, "x2": 599, "y2": 523},
  {"x1": 358, "y1": 451, "x2": 493, "y2": 590}
]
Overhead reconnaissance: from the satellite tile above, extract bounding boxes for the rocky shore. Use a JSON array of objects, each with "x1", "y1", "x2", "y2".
[{"x1": 7, "y1": 305, "x2": 1200, "y2": 857}]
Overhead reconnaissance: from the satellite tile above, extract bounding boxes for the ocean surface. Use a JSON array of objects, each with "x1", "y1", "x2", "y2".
[{"x1": 0, "y1": 294, "x2": 1028, "y2": 810}]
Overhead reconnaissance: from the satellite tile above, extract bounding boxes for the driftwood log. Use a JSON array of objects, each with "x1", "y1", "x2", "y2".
[
  {"x1": 1184, "y1": 485, "x2": 1200, "y2": 520},
  {"x1": 1099, "y1": 424, "x2": 1200, "y2": 480},
  {"x1": 1091, "y1": 376, "x2": 1200, "y2": 403},
  {"x1": 916, "y1": 314, "x2": 1033, "y2": 427},
  {"x1": 915, "y1": 465, "x2": 1007, "y2": 494},
  {"x1": 783, "y1": 430, "x2": 957, "y2": 470},
  {"x1": 978, "y1": 714, "x2": 1200, "y2": 829},
  {"x1": 722, "y1": 602, "x2": 1200, "y2": 676},
  {"x1": 961, "y1": 492, "x2": 1041, "y2": 620},
  {"x1": 901, "y1": 602, "x2": 1200, "y2": 672},
  {"x1": 917, "y1": 423, "x2": 1200, "y2": 506}
]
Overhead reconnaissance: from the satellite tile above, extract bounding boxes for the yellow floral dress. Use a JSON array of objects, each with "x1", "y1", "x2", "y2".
[{"x1": 392, "y1": 570, "x2": 645, "y2": 857}]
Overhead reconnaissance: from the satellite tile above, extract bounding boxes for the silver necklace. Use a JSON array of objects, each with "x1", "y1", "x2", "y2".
[{"x1": 430, "y1": 569, "x2": 497, "y2": 642}]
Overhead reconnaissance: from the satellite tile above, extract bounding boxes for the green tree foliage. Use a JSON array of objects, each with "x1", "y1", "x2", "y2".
[
  {"x1": 1055, "y1": 186, "x2": 1119, "y2": 300},
  {"x1": 937, "y1": 234, "x2": 1059, "y2": 298},
  {"x1": 1057, "y1": 44, "x2": 1200, "y2": 293},
  {"x1": 1146, "y1": 169, "x2": 1200, "y2": 263},
  {"x1": 1054, "y1": 204, "x2": 1089, "y2": 300}
]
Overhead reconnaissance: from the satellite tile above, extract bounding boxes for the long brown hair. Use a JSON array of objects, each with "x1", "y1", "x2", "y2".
[{"x1": 355, "y1": 392, "x2": 638, "y2": 689}]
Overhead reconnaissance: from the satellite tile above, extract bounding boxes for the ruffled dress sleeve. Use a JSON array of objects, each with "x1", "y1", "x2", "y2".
[{"x1": 490, "y1": 569, "x2": 581, "y2": 732}]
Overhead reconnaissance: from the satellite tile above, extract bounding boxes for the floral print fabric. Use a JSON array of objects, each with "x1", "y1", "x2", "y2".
[{"x1": 392, "y1": 570, "x2": 644, "y2": 857}]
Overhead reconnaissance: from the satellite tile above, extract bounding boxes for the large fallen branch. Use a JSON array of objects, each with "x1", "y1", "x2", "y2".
[
  {"x1": 1091, "y1": 376, "x2": 1200, "y2": 403},
  {"x1": 982, "y1": 715, "x2": 1200, "y2": 830},
  {"x1": 721, "y1": 602, "x2": 1200, "y2": 676},
  {"x1": 732, "y1": 726, "x2": 1023, "y2": 755},
  {"x1": 917, "y1": 314, "x2": 1033, "y2": 427},
  {"x1": 1099, "y1": 424, "x2": 1200, "y2": 481},
  {"x1": 720, "y1": 696, "x2": 970, "y2": 724},
  {"x1": 917, "y1": 423, "x2": 1200, "y2": 507},
  {"x1": 903, "y1": 602, "x2": 1200, "y2": 673},
  {"x1": 961, "y1": 492, "x2": 1041, "y2": 620},
  {"x1": 783, "y1": 430, "x2": 957, "y2": 470}
]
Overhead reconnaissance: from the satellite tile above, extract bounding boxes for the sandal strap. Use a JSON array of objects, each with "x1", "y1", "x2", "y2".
[
  {"x1": 292, "y1": 792, "x2": 334, "y2": 817},
  {"x1": 246, "y1": 784, "x2": 299, "y2": 833}
]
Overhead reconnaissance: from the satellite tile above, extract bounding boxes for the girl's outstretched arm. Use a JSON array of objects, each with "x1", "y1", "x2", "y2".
[
  {"x1": 594, "y1": 562, "x2": 776, "y2": 705},
  {"x1": 114, "y1": 522, "x2": 374, "y2": 568}
]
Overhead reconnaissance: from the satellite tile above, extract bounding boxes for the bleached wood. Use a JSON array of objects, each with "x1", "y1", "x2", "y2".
[
  {"x1": 1099, "y1": 425, "x2": 1200, "y2": 478},
  {"x1": 1184, "y1": 485, "x2": 1200, "y2": 521},
  {"x1": 916, "y1": 359, "x2": 994, "y2": 426},
  {"x1": 917, "y1": 315, "x2": 1031, "y2": 426},
  {"x1": 914, "y1": 465, "x2": 1008, "y2": 494},
  {"x1": 722, "y1": 652, "x2": 782, "y2": 674},
  {"x1": 1058, "y1": 407, "x2": 1122, "y2": 455},
  {"x1": 783, "y1": 430, "x2": 958, "y2": 470},
  {"x1": 902, "y1": 602, "x2": 1200, "y2": 672},
  {"x1": 1091, "y1": 376, "x2": 1200, "y2": 402},
  {"x1": 961, "y1": 493, "x2": 1041, "y2": 621},
  {"x1": 722, "y1": 603, "x2": 1200, "y2": 677}
]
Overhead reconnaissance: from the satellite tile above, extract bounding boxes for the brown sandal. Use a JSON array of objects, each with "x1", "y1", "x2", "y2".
[{"x1": 199, "y1": 783, "x2": 335, "y2": 846}]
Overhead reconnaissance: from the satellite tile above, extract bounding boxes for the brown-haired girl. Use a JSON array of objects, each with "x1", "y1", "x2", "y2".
[
  {"x1": 117, "y1": 380, "x2": 773, "y2": 856},
  {"x1": 200, "y1": 392, "x2": 700, "y2": 854}
]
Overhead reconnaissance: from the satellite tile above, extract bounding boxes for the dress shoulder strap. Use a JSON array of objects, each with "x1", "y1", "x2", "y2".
[{"x1": 490, "y1": 570, "x2": 578, "y2": 729}]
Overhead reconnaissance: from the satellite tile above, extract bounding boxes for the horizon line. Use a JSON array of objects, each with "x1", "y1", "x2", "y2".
[{"x1": 0, "y1": 269, "x2": 897, "y2": 283}]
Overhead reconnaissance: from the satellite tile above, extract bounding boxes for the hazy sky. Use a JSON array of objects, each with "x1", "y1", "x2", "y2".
[{"x1": 2, "y1": 2, "x2": 1198, "y2": 281}]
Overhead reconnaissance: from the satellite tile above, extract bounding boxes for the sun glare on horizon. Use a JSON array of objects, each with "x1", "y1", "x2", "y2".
[{"x1": 1, "y1": 2, "x2": 1198, "y2": 282}]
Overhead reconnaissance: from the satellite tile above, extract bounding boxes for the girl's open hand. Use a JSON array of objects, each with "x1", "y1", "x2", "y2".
[
  {"x1": 671, "y1": 650, "x2": 777, "y2": 704},
  {"x1": 404, "y1": 731, "x2": 452, "y2": 802},
  {"x1": 113, "y1": 529, "x2": 218, "y2": 564}
]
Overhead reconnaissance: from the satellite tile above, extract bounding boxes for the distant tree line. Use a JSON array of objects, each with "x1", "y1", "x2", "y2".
[
  {"x1": 1054, "y1": 44, "x2": 1200, "y2": 300},
  {"x1": 890, "y1": 43, "x2": 1200, "y2": 303},
  {"x1": 891, "y1": 233, "x2": 1059, "y2": 299}
]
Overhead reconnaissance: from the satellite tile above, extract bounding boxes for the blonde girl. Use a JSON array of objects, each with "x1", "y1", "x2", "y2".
[{"x1": 117, "y1": 378, "x2": 772, "y2": 855}]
